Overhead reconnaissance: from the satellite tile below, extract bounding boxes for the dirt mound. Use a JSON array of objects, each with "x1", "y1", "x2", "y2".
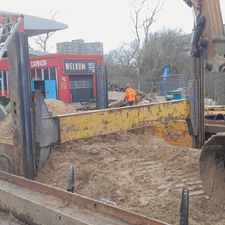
[
  {"x1": 108, "y1": 91, "x2": 125, "y2": 101},
  {"x1": 5, "y1": 102, "x2": 11, "y2": 114},
  {"x1": 44, "y1": 99, "x2": 77, "y2": 116},
  {"x1": 0, "y1": 114, "x2": 13, "y2": 139},
  {"x1": 0, "y1": 99, "x2": 77, "y2": 139},
  {"x1": 36, "y1": 132, "x2": 225, "y2": 225},
  {"x1": 0, "y1": 210, "x2": 26, "y2": 225}
]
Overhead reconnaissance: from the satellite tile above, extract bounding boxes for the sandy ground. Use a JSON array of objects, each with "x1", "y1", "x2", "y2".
[
  {"x1": 108, "y1": 91, "x2": 125, "y2": 101},
  {"x1": 36, "y1": 132, "x2": 225, "y2": 225},
  {"x1": 0, "y1": 114, "x2": 13, "y2": 139},
  {"x1": 0, "y1": 99, "x2": 77, "y2": 139},
  {"x1": 44, "y1": 99, "x2": 77, "y2": 116},
  {"x1": 0, "y1": 211, "x2": 27, "y2": 225}
]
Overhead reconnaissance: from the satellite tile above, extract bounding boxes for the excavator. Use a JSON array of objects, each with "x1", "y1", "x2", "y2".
[
  {"x1": 0, "y1": 1, "x2": 224, "y2": 224},
  {"x1": 183, "y1": 0, "x2": 225, "y2": 208}
]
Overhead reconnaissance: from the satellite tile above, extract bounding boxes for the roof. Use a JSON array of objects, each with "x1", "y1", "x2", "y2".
[{"x1": 0, "y1": 11, "x2": 68, "y2": 37}]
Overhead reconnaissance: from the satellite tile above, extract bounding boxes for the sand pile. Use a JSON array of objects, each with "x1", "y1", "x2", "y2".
[
  {"x1": 108, "y1": 91, "x2": 125, "y2": 101},
  {"x1": 36, "y1": 132, "x2": 225, "y2": 225},
  {"x1": 0, "y1": 113, "x2": 13, "y2": 139},
  {"x1": 0, "y1": 210, "x2": 26, "y2": 225},
  {"x1": 44, "y1": 99, "x2": 77, "y2": 116},
  {"x1": 0, "y1": 99, "x2": 77, "y2": 139}
]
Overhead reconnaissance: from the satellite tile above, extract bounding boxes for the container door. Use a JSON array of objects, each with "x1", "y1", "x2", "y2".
[
  {"x1": 31, "y1": 80, "x2": 35, "y2": 91},
  {"x1": 69, "y1": 76, "x2": 93, "y2": 102},
  {"x1": 45, "y1": 80, "x2": 56, "y2": 99},
  {"x1": 34, "y1": 81, "x2": 46, "y2": 98}
]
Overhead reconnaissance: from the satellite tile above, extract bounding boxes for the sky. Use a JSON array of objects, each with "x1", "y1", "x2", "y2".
[{"x1": 1, "y1": 0, "x2": 225, "y2": 53}]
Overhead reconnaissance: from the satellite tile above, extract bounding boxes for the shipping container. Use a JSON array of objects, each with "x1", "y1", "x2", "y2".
[{"x1": 0, "y1": 53, "x2": 103, "y2": 103}]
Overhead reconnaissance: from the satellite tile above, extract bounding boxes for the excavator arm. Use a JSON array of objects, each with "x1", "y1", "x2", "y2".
[
  {"x1": 184, "y1": 0, "x2": 225, "y2": 72},
  {"x1": 184, "y1": 0, "x2": 225, "y2": 208}
]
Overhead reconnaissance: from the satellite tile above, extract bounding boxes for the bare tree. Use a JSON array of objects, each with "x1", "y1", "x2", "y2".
[
  {"x1": 105, "y1": 0, "x2": 163, "y2": 91},
  {"x1": 108, "y1": 41, "x2": 138, "y2": 66},
  {"x1": 106, "y1": 0, "x2": 162, "y2": 68},
  {"x1": 32, "y1": 10, "x2": 60, "y2": 52},
  {"x1": 141, "y1": 29, "x2": 191, "y2": 81},
  {"x1": 130, "y1": 0, "x2": 163, "y2": 68},
  {"x1": 105, "y1": 28, "x2": 192, "y2": 92}
]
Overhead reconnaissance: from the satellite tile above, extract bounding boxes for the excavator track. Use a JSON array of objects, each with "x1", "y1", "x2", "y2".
[{"x1": 199, "y1": 133, "x2": 225, "y2": 208}]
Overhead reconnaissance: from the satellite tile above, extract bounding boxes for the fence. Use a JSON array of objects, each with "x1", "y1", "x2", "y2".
[
  {"x1": 108, "y1": 74, "x2": 187, "y2": 95},
  {"x1": 159, "y1": 74, "x2": 186, "y2": 95}
]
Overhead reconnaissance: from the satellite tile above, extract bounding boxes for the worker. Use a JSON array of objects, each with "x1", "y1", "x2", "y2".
[{"x1": 124, "y1": 83, "x2": 137, "y2": 106}]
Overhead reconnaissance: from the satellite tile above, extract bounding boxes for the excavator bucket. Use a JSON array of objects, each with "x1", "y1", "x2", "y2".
[{"x1": 199, "y1": 133, "x2": 225, "y2": 208}]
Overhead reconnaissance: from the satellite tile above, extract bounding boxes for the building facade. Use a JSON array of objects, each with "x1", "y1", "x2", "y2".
[
  {"x1": 0, "y1": 53, "x2": 103, "y2": 103},
  {"x1": 57, "y1": 39, "x2": 104, "y2": 55}
]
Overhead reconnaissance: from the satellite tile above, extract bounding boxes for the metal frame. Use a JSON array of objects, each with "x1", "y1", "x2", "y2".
[
  {"x1": 0, "y1": 15, "x2": 23, "y2": 60},
  {"x1": 0, "y1": 170, "x2": 170, "y2": 225}
]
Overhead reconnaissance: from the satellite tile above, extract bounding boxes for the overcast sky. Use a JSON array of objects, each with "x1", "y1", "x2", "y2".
[{"x1": 1, "y1": 0, "x2": 225, "y2": 53}]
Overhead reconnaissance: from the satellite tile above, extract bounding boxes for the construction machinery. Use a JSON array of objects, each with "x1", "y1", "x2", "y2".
[
  {"x1": 0, "y1": 12, "x2": 178, "y2": 225},
  {"x1": 0, "y1": 13, "x2": 195, "y2": 179},
  {"x1": 183, "y1": 0, "x2": 225, "y2": 208},
  {"x1": 0, "y1": 0, "x2": 224, "y2": 222},
  {"x1": 0, "y1": 170, "x2": 171, "y2": 225}
]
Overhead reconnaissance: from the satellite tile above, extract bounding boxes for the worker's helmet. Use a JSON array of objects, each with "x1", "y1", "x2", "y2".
[{"x1": 125, "y1": 83, "x2": 131, "y2": 89}]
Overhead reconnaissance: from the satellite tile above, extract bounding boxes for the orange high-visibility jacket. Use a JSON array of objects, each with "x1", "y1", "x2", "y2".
[{"x1": 124, "y1": 87, "x2": 137, "y2": 102}]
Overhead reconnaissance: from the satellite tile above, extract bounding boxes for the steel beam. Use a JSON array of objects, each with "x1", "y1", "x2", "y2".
[
  {"x1": 56, "y1": 100, "x2": 193, "y2": 147},
  {"x1": 8, "y1": 32, "x2": 36, "y2": 179},
  {"x1": 0, "y1": 171, "x2": 170, "y2": 225}
]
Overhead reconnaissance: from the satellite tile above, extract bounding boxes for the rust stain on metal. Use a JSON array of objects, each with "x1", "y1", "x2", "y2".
[
  {"x1": 102, "y1": 119, "x2": 109, "y2": 125},
  {"x1": 58, "y1": 100, "x2": 192, "y2": 146}
]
